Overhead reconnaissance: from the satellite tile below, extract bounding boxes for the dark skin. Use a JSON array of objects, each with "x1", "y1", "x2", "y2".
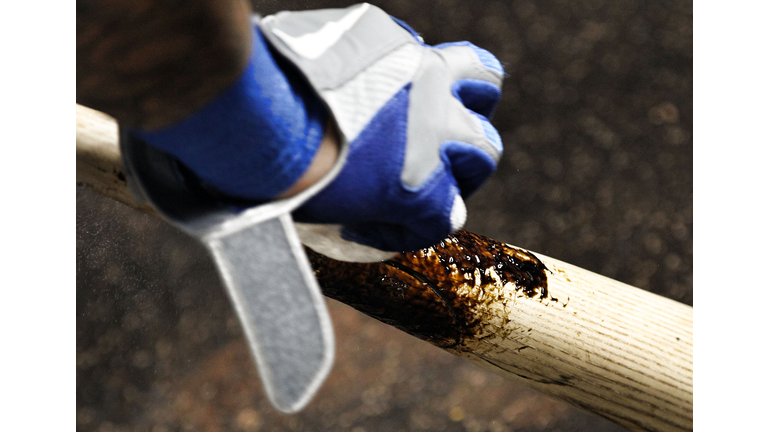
[
  {"x1": 76, "y1": 0, "x2": 338, "y2": 197},
  {"x1": 76, "y1": 0, "x2": 253, "y2": 131}
]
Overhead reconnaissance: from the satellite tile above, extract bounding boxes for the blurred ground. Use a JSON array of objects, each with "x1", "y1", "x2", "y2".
[{"x1": 77, "y1": 1, "x2": 692, "y2": 431}]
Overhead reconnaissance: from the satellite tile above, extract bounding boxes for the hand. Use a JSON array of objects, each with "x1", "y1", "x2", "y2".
[{"x1": 260, "y1": 3, "x2": 504, "y2": 258}]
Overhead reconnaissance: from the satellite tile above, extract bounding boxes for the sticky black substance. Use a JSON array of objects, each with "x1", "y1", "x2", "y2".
[{"x1": 308, "y1": 230, "x2": 549, "y2": 348}]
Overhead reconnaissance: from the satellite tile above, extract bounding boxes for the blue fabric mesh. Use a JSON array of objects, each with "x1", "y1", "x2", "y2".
[{"x1": 133, "y1": 27, "x2": 327, "y2": 201}]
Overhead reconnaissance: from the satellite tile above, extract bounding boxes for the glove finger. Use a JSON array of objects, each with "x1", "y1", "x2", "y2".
[
  {"x1": 434, "y1": 42, "x2": 504, "y2": 84},
  {"x1": 442, "y1": 138, "x2": 498, "y2": 197},
  {"x1": 452, "y1": 78, "x2": 502, "y2": 119},
  {"x1": 340, "y1": 190, "x2": 466, "y2": 253}
]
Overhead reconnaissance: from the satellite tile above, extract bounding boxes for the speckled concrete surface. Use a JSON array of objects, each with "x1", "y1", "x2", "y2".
[{"x1": 77, "y1": 1, "x2": 691, "y2": 431}]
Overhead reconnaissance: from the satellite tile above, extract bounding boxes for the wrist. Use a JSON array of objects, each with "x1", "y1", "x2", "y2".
[
  {"x1": 133, "y1": 24, "x2": 328, "y2": 202},
  {"x1": 277, "y1": 120, "x2": 339, "y2": 199}
]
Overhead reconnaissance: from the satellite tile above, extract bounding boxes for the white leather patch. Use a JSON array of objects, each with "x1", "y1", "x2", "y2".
[
  {"x1": 449, "y1": 194, "x2": 467, "y2": 232},
  {"x1": 269, "y1": 3, "x2": 370, "y2": 60},
  {"x1": 322, "y1": 43, "x2": 421, "y2": 141},
  {"x1": 295, "y1": 223, "x2": 398, "y2": 263}
]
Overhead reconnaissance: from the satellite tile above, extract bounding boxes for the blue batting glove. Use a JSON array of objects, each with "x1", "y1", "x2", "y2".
[
  {"x1": 131, "y1": 3, "x2": 504, "y2": 262},
  {"x1": 261, "y1": 3, "x2": 504, "y2": 257}
]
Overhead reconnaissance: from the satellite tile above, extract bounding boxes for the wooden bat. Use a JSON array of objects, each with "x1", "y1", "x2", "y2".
[{"x1": 76, "y1": 104, "x2": 692, "y2": 432}]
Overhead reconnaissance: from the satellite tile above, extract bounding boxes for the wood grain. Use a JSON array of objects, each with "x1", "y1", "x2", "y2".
[
  {"x1": 76, "y1": 105, "x2": 156, "y2": 214},
  {"x1": 76, "y1": 104, "x2": 693, "y2": 432}
]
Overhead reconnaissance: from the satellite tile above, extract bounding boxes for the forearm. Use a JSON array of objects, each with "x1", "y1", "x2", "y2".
[{"x1": 76, "y1": 0, "x2": 253, "y2": 130}]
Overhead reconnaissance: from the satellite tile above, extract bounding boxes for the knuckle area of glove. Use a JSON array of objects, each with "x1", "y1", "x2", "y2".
[{"x1": 430, "y1": 45, "x2": 503, "y2": 86}]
